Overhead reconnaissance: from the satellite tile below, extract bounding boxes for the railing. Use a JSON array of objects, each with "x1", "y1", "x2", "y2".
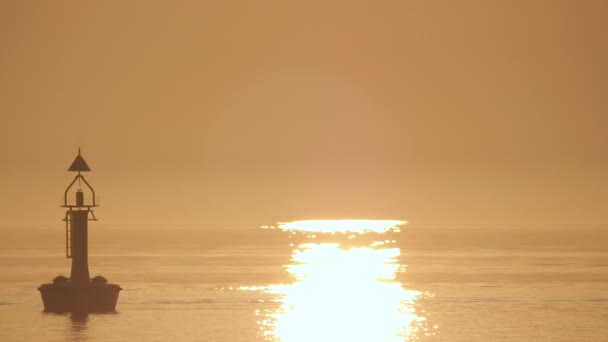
[{"x1": 64, "y1": 210, "x2": 72, "y2": 259}]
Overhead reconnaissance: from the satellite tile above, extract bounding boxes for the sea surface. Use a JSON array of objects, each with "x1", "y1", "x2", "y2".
[{"x1": 1, "y1": 222, "x2": 607, "y2": 341}]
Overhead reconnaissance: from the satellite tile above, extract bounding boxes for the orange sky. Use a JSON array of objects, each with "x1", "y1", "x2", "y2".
[{"x1": 0, "y1": 1, "x2": 606, "y2": 229}]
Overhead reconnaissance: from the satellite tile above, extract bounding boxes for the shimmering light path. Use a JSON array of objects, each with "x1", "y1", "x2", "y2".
[
  {"x1": 275, "y1": 220, "x2": 405, "y2": 234},
  {"x1": 259, "y1": 220, "x2": 425, "y2": 342}
]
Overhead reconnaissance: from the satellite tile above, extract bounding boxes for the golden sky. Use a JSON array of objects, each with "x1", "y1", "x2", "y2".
[{"x1": 1, "y1": 1, "x2": 606, "y2": 228}]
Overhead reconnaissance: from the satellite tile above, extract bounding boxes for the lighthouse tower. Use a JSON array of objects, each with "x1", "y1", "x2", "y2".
[
  {"x1": 65, "y1": 149, "x2": 95, "y2": 283},
  {"x1": 38, "y1": 150, "x2": 121, "y2": 312}
]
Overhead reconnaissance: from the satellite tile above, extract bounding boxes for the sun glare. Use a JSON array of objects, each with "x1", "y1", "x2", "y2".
[
  {"x1": 257, "y1": 219, "x2": 424, "y2": 342},
  {"x1": 275, "y1": 219, "x2": 406, "y2": 234}
]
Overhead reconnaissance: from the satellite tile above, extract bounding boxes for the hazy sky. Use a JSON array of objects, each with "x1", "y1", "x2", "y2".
[{"x1": 1, "y1": 1, "x2": 606, "y2": 229}]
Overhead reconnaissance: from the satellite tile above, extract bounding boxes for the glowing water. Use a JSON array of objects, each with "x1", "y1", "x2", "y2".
[
  {"x1": 2, "y1": 224, "x2": 606, "y2": 341},
  {"x1": 259, "y1": 220, "x2": 424, "y2": 342},
  {"x1": 274, "y1": 220, "x2": 405, "y2": 234}
]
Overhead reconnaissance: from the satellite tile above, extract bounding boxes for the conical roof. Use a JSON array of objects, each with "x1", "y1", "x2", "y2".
[{"x1": 68, "y1": 150, "x2": 91, "y2": 172}]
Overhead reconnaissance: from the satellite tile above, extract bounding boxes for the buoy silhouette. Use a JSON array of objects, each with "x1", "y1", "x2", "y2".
[{"x1": 38, "y1": 149, "x2": 121, "y2": 312}]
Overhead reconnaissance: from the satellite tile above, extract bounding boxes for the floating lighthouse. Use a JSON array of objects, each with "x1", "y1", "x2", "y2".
[{"x1": 38, "y1": 150, "x2": 121, "y2": 312}]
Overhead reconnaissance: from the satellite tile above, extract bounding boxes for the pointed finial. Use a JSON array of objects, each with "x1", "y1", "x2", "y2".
[{"x1": 68, "y1": 149, "x2": 91, "y2": 172}]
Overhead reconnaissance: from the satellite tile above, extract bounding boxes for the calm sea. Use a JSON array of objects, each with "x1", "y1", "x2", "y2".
[{"x1": 1, "y1": 222, "x2": 607, "y2": 341}]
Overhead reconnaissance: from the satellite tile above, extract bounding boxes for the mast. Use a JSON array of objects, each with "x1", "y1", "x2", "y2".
[{"x1": 62, "y1": 149, "x2": 97, "y2": 284}]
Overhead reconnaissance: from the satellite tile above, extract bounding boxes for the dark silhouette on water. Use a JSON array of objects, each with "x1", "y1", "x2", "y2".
[{"x1": 38, "y1": 150, "x2": 121, "y2": 312}]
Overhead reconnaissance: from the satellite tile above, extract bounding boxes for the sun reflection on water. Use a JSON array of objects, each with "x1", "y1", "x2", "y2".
[{"x1": 259, "y1": 220, "x2": 425, "y2": 342}]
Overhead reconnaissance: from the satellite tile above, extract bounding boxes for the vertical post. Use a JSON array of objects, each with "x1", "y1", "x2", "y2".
[
  {"x1": 70, "y1": 209, "x2": 90, "y2": 284},
  {"x1": 65, "y1": 210, "x2": 71, "y2": 258}
]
